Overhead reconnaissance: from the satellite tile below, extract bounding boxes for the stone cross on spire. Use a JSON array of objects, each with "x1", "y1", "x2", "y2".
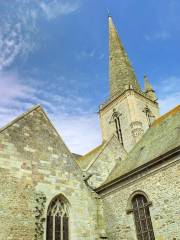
[{"x1": 109, "y1": 16, "x2": 141, "y2": 97}]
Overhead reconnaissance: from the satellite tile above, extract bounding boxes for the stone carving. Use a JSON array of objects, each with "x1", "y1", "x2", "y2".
[
  {"x1": 130, "y1": 121, "x2": 144, "y2": 140},
  {"x1": 34, "y1": 192, "x2": 46, "y2": 240}
]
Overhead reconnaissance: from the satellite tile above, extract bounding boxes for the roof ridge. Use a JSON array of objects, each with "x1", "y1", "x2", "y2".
[
  {"x1": 0, "y1": 104, "x2": 42, "y2": 134},
  {"x1": 0, "y1": 104, "x2": 86, "y2": 177},
  {"x1": 78, "y1": 133, "x2": 118, "y2": 162},
  {"x1": 78, "y1": 143, "x2": 105, "y2": 161},
  {"x1": 152, "y1": 104, "x2": 180, "y2": 127}
]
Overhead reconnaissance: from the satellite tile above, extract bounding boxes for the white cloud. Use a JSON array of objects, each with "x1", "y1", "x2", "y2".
[
  {"x1": 77, "y1": 49, "x2": 96, "y2": 60},
  {"x1": 50, "y1": 113, "x2": 101, "y2": 155},
  {"x1": 99, "y1": 53, "x2": 105, "y2": 60},
  {"x1": 39, "y1": 0, "x2": 79, "y2": 20},
  {"x1": 145, "y1": 30, "x2": 171, "y2": 41},
  {"x1": 0, "y1": 70, "x2": 101, "y2": 155},
  {"x1": 0, "y1": 71, "x2": 35, "y2": 127},
  {"x1": 1, "y1": 71, "x2": 179, "y2": 154},
  {"x1": 159, "y1": 92, "x2": 180, "y2": 114},
  {"x1": 0, "y1": 0, "x2": 80, "y2": 71},
  {"x1": 156, "y1": 76, "x2": 180, "y2": 114},
  {"x1": 0, "y1": 71, "x2": 33, "y2": 100},
  {"x1": 0, "y1": 2, "x2": 38, "y2": 70}
]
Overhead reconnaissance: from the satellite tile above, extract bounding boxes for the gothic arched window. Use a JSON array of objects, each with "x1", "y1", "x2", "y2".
[
  {"x1": 143, "y1": 106, "x2": 155, "y2": 127},
  {"x1": 46, "y1": 195, "x2": 69, "y2": 240},
  {"x1": 132, "y1": 194, "x2": 155, "y2": 240},
  {"x1": 110, "y1": 109, "x2": 123, "y2": 145}
]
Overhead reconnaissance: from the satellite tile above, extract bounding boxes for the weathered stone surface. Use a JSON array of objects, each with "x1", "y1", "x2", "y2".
[
  {"x1": 81, "y1": 135, "x2": 127, "y2": 188},
  {"x1": 0, "y1": 106, "x2": 102, "y2": 240},
  {"x1": 109, "y1": 16, "x2": 141, "y2": 97},
  {"x1": 99, "y1": 89, "x2": 160, "y2": 153},
  {"x1": 0, "y1": 15, "x2": 179, "y2": 240},
  {"x1": 100, "y1": 160, "x2": 180, "y2": 240}
]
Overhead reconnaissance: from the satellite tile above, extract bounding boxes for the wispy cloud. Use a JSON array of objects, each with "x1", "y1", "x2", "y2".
[
  {"x1": 39, "y1": 0, "x2": 80, "y2": 20},
  {"x1": 77, "y1": 49, "x2": 96, "y2": 60},
  {"x1": 0, "y1": 1, "x2": 38, "y2": 70},
  {"x1": 145, "y1": 30, "x2": 171, "y2": 42},
  {"x1": 156, "y1": 76, "x2": 180, "y2": 114},
  {"x1": 0, "y1": 71, "x2": 33, "y2": 100},
  {"x1": 0, "y1": 0, "x2": 80, "y2": 70},
  {"x1": 99, "y1": 53, "x2": 105, "y2": 60},
  {"x1": 0, "y1": 70, "x2": 101, "y2": 154},
  {"x1": 0, "y1": 71, "x2": 35, "y2": 128},
  {"x1": 159, "y1": 92, "x2": 180, "y2": 114},
  {"x1": 50, "y1": 113, "x2": 101, "y2": 154}
]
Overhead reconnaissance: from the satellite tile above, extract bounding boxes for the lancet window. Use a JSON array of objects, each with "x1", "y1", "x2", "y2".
[
  {"x1": 132, "y1": 194, "x2": 155, "y2": 240},
  {"x1": 111, "y1": 109, "x2": 123, "y2": 145},
  {"x1": 46, "y1": 195, "x2": 69, "y2": 240},
  {"x1": 143, "y1": 106, "x2": 155, "y2": 126}
]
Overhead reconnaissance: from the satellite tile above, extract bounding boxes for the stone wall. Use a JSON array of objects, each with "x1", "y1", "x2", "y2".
[
  {"x1": 0, "y1": 106, "x2": 100, "y2": 240},
  {"x1": 101, "y1": 159, "x2": 180, "y2": 240},
  {"x1": 86, "y1": 135, "x2": 127, "y2": 189},
  {"x1": 99, "y1": 90, "x2": 159, "y2": 153}
]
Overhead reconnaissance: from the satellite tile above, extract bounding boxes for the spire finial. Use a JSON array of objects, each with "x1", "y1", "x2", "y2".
[
  {"x1": 107, "y1": 8, "x2": 111, "y2": 17},
  {"x1": 144, "y1": 74, "x2": 153, "y2": 91},
  {"x1": 144, "y1": 74, "x2": 157, "y2": 101}
]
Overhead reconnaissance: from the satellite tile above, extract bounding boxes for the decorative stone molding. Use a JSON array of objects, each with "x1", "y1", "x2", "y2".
[
  {"x1": 126, "y1": 190, "x2": 152, "y2": 214},
  {"x1": 130, "y1": 121, "x2": 144, "y2": 141},
  {"x1": 34, "y1": 192, "x2": 47, "y2": 240}
]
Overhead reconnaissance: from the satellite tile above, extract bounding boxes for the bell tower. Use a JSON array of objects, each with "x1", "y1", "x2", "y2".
[{"x1": 99, "y1": 16, "x2": 160, "y2": 152}]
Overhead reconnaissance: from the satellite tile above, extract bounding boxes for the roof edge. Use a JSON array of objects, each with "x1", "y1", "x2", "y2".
[
  {"x1": 0, "y1": 104, "x2": 42, "y2": 134},
  {"x1": 0, "y1": 104, "x2": 84, "y2": 176},
  {"x1": 99, "y1": 88, "x2": 158, "y2": 112},
  {"x1": 152, "y1": 104, "x2": 180, "y2": 127},
  {"x1": 95, "y1": 146, "x2": 180, "y2": 194}
]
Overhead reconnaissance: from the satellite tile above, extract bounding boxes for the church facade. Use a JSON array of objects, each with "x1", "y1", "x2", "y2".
[{"x1": 0, "y1": 16, "x2": 179, "y2": 240}]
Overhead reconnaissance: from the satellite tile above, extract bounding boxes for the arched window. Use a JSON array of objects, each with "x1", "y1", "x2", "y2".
[
  {"x1": 143, "y1": 106, "x2": 155, "y2": 127},
  {"x1": 132, "y1": 194, "x2": 155, "y2": 240},
  {"x1": 110, "y1": 109, "x2": 123, "y2": 145},
  {"x1": 46, "y1": 195, "x2": 69, "y2": 240}
]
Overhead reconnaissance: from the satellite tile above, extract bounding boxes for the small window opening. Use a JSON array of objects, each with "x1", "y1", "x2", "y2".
[
  {"x1": 112, "y1": 109, "x2": 123, "y2": 145},
  {"x1": 143, "y1": 106, "x2": 155, "y2": 126}
]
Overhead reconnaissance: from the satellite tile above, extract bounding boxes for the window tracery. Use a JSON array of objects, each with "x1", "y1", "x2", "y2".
[
  {"x1": 46, "y1": 195, "x2": 69, "y2": 240},
  {"x1": 109, "y1": 108, "x2": 123, "y2": 145}
]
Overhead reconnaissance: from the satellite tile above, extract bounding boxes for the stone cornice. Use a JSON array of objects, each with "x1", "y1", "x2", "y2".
[{"x1": 99, "y1": 88, "x2": 158, "y2": 114}]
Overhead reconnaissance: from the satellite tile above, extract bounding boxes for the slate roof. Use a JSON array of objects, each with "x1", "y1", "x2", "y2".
[
  {"x1": 103, "y1": 105, "x2": 180, "y2": 185},
  {"x1": 76, "y1": 142, "x2": 106, "y2": 169}
]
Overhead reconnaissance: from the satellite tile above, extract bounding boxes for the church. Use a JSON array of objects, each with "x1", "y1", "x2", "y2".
[{"x1": 0, "y1": 16, "x2": 179, "y2": 240}]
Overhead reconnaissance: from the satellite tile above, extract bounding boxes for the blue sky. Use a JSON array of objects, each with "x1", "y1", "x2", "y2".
[{"x1": 0, "y1": 0, "x2": 180, "y2": 154}]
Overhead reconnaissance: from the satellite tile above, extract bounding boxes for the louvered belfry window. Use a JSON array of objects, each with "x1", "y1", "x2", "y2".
[
  {"x1": 113, "y1": 110, "x2": 123, "y2": 145},
  {"x1": 132, "y1": 194, "x2": 155, "y2": 240},
  {"x1": 46, "y1": 196, "x2": 69, "y2": 240}
]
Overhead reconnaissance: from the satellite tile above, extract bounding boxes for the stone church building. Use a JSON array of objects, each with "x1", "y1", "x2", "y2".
[{"x1": 0, "y1": 16, "x2": 179, "y2": 240}]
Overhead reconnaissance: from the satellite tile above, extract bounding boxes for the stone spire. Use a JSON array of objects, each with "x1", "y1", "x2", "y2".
[
  {"x1": 144, "y1": 75, "x2": 157, "y2": 101},
  {"x1": 109, "y1": 16, "x2": 141, "y2": 97}
]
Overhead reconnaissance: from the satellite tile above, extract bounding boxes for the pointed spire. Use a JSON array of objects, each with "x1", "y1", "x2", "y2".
[
  {"x1": 144, "y1": 75, "x2": 157, "y2": 101},
  {"x1": 109, "y1": 16, "x2": 141, "y2": 97},
  {"x1": 144, "y1": 75, "x2": 154, "y2": 91}
]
